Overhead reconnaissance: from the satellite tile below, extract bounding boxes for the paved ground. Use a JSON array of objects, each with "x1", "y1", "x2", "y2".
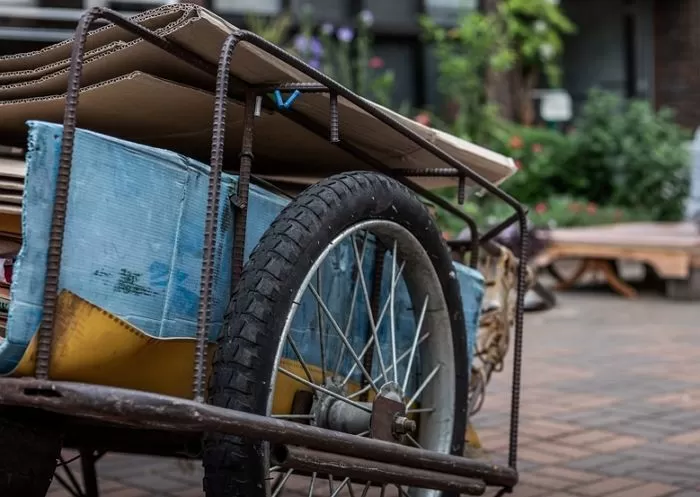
[{"x1": 48, "y1": 281, "x2": 700, "y2": 497}]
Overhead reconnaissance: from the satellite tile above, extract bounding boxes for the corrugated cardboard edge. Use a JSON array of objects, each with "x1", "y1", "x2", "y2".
[
  {"x1": 0, "y1": 41, "x2": 126, "y2": 84},
  {"x1": 0, "y1": 4, "x2": 195, "y2": 73},
  {"x1": 0, "y1": 15, "x2": 217, "y2": 101},
  {"x1": 0, "y1": 158, "x2": 26, "y2": 180}
]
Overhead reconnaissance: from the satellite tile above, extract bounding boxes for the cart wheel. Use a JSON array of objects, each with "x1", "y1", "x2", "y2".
[
  {"x1": 203, "y1": 172, "x2": 468, "y2": 497},
  {"x1": 0, "y1": 414, "x2": 62, "y2": 496}
]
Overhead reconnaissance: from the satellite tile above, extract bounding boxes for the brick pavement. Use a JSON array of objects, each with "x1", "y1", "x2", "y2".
[{"x1": 48, "y1": 289, "x2": 700, "y2": 497}]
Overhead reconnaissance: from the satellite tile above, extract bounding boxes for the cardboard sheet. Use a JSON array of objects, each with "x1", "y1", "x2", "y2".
[
  {"x1": 0, "y1": 4, "x2": 517, "y2": 189},
  {"x1": 0, "y1": 4, "x2": 195, "y2": 73}
]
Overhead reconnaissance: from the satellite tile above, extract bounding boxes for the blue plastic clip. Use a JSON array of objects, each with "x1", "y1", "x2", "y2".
[{"x1": 273, "y1": 89, "x2": 301, "y2": 110}]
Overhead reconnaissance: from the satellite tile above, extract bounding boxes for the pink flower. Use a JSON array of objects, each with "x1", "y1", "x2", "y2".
[
  {"x1": 535, "y1": 202, "x2": 548, "y2": 214},
  {"x1": 414, "y1": 113, "x2": 431, "y2": 126},
  {"x1": 532, "y1": 143, "x2": 543, "y2": 153},
  {"x1": 586, "y1": 202, "x2": 598, "y2": 214},
  {"x1": 509, "y1": 135, "x2": 524, "y2": 149},
  {"x1": 368, "y1": 56, "x2": 384, "y2": 69}
]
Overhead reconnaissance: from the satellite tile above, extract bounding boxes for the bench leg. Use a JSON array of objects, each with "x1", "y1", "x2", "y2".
[
  {"x1": 552, "y1": 259, "x2": 638, "y2": 298},
  {"x1": 591, "y1": 260, "x2": 638, "y2": 298},
  {"x1": 553, "y1": 260, "x2": 591, "y2": 291}
]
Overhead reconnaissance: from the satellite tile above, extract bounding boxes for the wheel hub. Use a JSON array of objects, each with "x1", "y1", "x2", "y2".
[{"x1": 311, "y1": 381, "x2": 415, "y2": 442}]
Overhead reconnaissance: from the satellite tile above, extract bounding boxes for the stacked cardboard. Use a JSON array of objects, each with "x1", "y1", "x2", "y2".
[
  {"x1": 0, "y1": 156, "x2": 24, "y2": 216},
  {"x1": 0, "y1": 4, "x2": 516, "y2": 190}
]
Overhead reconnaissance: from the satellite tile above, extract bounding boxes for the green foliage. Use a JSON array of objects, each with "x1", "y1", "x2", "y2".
[
  {"x1": 419, "y1": 0, "x2": 574, "y2": 141},
  {"x1": 244, "y1": 11, "x2": 293, "y2": 45},
  {"x1": 497, "y1": 0, "x2": 576, "y2": 85},
  {"x1": 491, "y1": 124, "x2": 575, "y2": 204},
  {"x1": 434, "y1": 89, "x2": 691, "y2": 235},
  {"x1": 564, "y1": 89, "x2": 691, "y2": 221},
  {"x1": 420, "y1": 12, "x2": 511, "y2": 144},
  {"x1": 436, "y1": 194, "x2": 650, "y2": 237}
]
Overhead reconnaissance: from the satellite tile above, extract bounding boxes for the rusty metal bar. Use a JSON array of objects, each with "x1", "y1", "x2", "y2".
[
  {"x1": 391, "y1": 168, "x2": 461, "y2": 177},
  {"x1": 192, "y1": 33, "x2": 242, "y2": 402},
  {"x1": 272, "y1": 445, "x2": 486, "y2": 495},
  {"x1": 0, "y1": 379, "x2": 519, "y2": 488},
  {"x1": 230, "y1": 91, "x2": 256, "y2": 285}
]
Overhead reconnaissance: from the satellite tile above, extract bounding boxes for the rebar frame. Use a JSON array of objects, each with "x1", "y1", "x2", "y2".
[{"x1": 13, "y1": 5, "x2": 530, "y2": 493}]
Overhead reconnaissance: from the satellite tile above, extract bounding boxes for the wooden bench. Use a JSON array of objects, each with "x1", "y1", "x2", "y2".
[{"x1": 533, "y1": 222, "x2": 700, "y2": 299}]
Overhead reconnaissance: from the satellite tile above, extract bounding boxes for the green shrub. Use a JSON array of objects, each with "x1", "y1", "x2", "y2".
[
  {"x1": 564, "y1": 89, "x2": 691, "y2": 221},
  {"x1": 490, "y1": 124, "x2": 574, "y2": 205}
]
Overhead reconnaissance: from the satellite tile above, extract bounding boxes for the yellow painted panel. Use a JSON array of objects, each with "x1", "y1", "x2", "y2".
[{"x1": 13, "y1": 291, "x2": 361, "y2": 408}]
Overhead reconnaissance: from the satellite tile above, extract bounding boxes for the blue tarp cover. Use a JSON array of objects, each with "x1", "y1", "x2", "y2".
[{"x1": 1, "y1": 121, "x2": 483, "y2": 382}]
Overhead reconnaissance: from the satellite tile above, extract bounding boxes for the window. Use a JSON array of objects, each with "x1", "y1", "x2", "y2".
[
  {"x1": 213, "y1": 0, "x2": 281, "y2": 15},
  {"x1": 289, "y1": 0, "x2": 348, "y2": 23},
  {"x1": 424, "y1": 0, "x2": 477, "y2": 24},
  {"x1": 362, "y1": 0, "x2": 419, "y2": 25}
]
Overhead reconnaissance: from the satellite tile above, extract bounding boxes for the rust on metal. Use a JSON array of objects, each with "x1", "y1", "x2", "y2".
[
  {"x1": 272, "y1": 445, "x2": 487, "y2": 495},
  {"x1": 0, "y1": 379, "x2": 519, "y2": 488}
]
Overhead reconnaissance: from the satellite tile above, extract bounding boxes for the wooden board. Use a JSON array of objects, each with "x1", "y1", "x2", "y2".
[{"x1": 534, "y1": 222, "x2": 700, "y2": 280}]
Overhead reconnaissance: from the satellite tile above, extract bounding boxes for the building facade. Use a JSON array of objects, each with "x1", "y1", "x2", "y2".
[{"x1": 0, "y1": 0, "x2": 698, "y2": 129}]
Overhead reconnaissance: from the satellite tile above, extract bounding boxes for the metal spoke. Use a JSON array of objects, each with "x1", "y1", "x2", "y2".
[
  {"x1": 360, "y1": 481, "x2": 372, "y2": 497},
  {"x1": 316, "y1": 269, "x2": 327, "y2": 384},
  {"x1": 271, "y1": 414, "x2": 315, "y2": 420},
  {"x1": 309, "y1": 285, "x2": 379, "y2": 393},
  {"x1": 351, "y1": 236, "x2": 388, "y2": 381},
  {"x1": 270, "y1": 466, "x2": 282, "y2": 472},
  {"x1": 53, "y1": 472, "x2": 84, "y2": 497},
  {"x1": 356, "y1": 430, "x2": 370, "y2": 437},
  {"x1": 406, "y1": 407, "x2": 434, "y2": 414},
  {"x1": 333, "y1": 232, "x2": 370, "y2": 374},
  {"x1": 331, "y1": 477, "x2": 352, "y2": 497},
  {"x1": 347, "y1": 333, "x2": 430, "y2": 400},
  {"x1": 407, "y1": 364, "x2": 441, "y2": 409},
  {"x1": 271, "y1": 468, "x2": 293, "y2": 497},
  {"x1": 58, "y1": 456, "x2": 85, "y2": 497},
  {"x1": 405, "y1": 433, "x2": 422, "y2": 449},
  {"x1": 347, "y1": 479, "x2": 357, "y2": 497},
  {"x1": 402, "y1": 294, "x2": 429, "y2": 394},
  {"x1": 340, "y1": 260, "x2": 405, "y2": 387},
  {"x1": 278, "y1": 367, "x2": 372, "y2": 413},
  {"x1": 286, "y1": 335, "x2": 314, "y2": 385},
  {"x1": 340, "y1": 335, "x2": 375, "y2": 387},
  {"x1": 307, "y1": 472, "x2": 317, "y2": 497},
  {"x1": 390, "y1": 240, "x2": 398, "y2": 383}
]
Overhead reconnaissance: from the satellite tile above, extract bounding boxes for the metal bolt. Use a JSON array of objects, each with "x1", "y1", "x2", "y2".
[{"x1": 393, "y1": 416, "x2": 417, "y2": 435}]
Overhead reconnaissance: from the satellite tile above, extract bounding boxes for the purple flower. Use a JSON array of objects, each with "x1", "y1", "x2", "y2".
[
  {"x1": 321, "y1": 23, "x2": 334, "y2": 36},
  {"x1": 293, "y1": 33, "x2": 310, "y2": 53},
  {"x1": 310, "y1": 37, "x2": 324, "y2": 57},
  {"x1": 336, "y1": 26, "x2": 354, "y2": 43},
  {"x1": 308, "y1": 58, "x2": 322, "y2": 70},
  {"x1": 359, "y1": 9, "x2": 374, "y2": 27}
]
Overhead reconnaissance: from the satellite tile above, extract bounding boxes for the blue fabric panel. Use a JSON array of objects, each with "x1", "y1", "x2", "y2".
[{"x1": 1, "y1": 121, "x2": 483, "y2": 383}]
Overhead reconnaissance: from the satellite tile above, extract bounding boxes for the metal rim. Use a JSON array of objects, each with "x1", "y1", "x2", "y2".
[{"x1": 266, "y1": 219, "x2": 456, "y2": 497}]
